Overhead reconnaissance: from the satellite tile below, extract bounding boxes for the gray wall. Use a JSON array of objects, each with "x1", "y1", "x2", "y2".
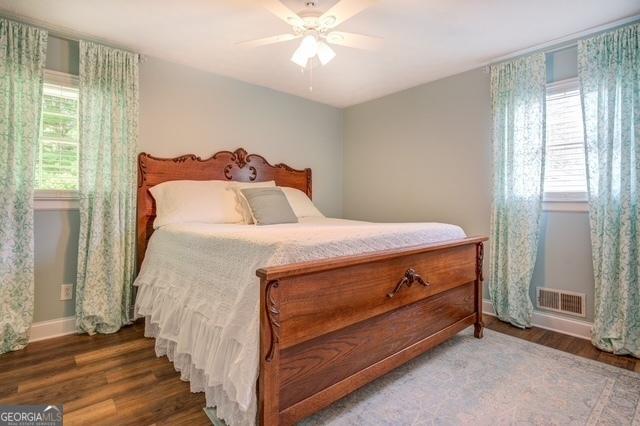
[
  {"x1": 532, "y1": 213, "x2": 594, "y2": 320},
  {"x1": 34, "y1": 36, "x2": 343, "y2": 322},
  {"x1": 343, "y1": 67, "x2": 492, "y2": 236},
  {"x1": 343, "y1": 47, "x2": 595, "y2": 321},
  {"x1": 46, "y1": 35, "x2": 79, "y2": 75},
  {"x1": 34, "y1": 210, "x2": 79, "y2": 322}
]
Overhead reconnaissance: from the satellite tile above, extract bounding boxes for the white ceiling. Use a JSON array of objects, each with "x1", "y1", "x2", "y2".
[{"x1": 0, "y1": 0, "x2": 638, "y2": 107}]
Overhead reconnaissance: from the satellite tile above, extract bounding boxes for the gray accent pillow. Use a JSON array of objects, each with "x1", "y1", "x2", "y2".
[{"x1": 240, "y1": 187, "x2": 299, "y2": 225}]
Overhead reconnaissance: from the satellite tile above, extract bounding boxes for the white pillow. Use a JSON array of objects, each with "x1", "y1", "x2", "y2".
[
  {"x1": 230, "y1": 180, "x2": 277, "y2": 223},
  {"x1": 281, "y1": 187, "x2": 324, "y2": 218},
  {"x1": 150, "y1": 180, "x2": 242, "y2": 228}
]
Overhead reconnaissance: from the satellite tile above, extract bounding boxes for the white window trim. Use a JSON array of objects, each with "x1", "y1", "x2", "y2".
[
  {"x1": 34, "y1": 69, "x2": 80, "y2": 211},
  {"x1": 543, "y1": 191, "x2": 589, "y2": 212},
  {"x1": 543, "y1": 78, "x2": 588, "y2": 213},
  {"x1": 543, "y1": 191, "x2": 587, "y2": 202},
  {"x1": 546, "y1": 77, "x2": 580, "y2": 96},
  {"x1": 542, "y1": 201, "x2": 589, "y2": 213},
  {"x1": 43, "y1": 68, "x2": 79, "y2": 87},
  {"x1": 34, "y1": 190, "x2": 79, "y2": 211}
]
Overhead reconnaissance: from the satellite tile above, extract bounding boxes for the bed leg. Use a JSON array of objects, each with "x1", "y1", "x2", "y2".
[{"x1": 474, "y1": 320, "x2": 484, "y2": 339}]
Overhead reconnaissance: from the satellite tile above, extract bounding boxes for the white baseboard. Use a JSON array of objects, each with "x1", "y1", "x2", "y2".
[
  {"x1": 483, "y1": 299, "x2": 593, "y2": 340},
  {"x1": 29, "y1": 316, "x2": 76, "y2": 342}
]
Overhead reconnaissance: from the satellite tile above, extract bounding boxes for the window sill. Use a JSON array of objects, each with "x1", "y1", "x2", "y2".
[
  {"x1": 542, "y1": 192, "x2": 588, "y2": 212},
  {"x1": 542, "y1": 201, "x2": 589, "y2": 213},
  {"x1": 34, "y1": 190, "x2": 79, "y2": 211}
]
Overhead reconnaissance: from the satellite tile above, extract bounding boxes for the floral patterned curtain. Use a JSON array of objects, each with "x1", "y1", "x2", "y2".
[
  {"x1": 0, "y1": 19, "x2": 47, "y2": 354},
  {"x1": 578, "y1": 23, "x2": 640, "y2": 358},
  {"x1": 488, "y1": 53, "x2": 546, "y2": 328},
  {"x1": 75, "y1": 40, "x2": 139, "y2": 334}
]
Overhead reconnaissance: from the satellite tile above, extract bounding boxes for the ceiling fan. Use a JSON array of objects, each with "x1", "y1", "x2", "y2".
[{"x1": 239, "y1": 0, "x2": 381, "y2": 69}]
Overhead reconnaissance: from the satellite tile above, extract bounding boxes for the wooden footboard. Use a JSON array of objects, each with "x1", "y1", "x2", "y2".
[{"x1": 256, "y1": 236, "x2": 487, "y2": 425}]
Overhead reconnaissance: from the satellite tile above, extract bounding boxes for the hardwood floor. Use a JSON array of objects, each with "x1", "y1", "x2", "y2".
[
  {"x1": 0, "y1": 320, "x2": 209, "y2": 426},
  {"x1": 484, "y1": 315, "x2": 640, "y2": 372},
  {"x1": 0, "y1": 316, "x2": 637, "y2": 425}
]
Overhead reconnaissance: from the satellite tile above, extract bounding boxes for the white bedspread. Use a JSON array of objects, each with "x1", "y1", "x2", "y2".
[{"x1": 134, "y1": 218, "x2": 465, "y2": 425}]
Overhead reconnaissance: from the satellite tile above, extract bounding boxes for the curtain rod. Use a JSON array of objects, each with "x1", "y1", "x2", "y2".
[
  {"x1": 483, "y1": 14, "x2": 640, "y2": 68},
  {"x1": 0, "y1": 9, "x2": 145, "y2": 60}
]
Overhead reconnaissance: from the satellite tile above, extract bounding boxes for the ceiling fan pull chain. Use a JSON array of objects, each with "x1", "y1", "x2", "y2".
[{"x1": 309, "y1": 63, "x2": 313, "y2": 92}]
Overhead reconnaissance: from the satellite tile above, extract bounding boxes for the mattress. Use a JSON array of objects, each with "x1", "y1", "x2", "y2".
[{"x1": 133, "y1": 217, "x2": 466, "y2": 425}]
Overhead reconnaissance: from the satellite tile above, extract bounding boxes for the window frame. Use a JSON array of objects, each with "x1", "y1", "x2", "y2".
[
  {"x1": 34, "y1": 69, "x2": 80, "y2": 211},
  {"x1": 542, "y1": 77, "x2": 589, "y2": 213}
]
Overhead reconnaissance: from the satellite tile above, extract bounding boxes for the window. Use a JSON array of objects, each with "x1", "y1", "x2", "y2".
[
  {"x1": 543, "y1": 78, "x2": 588, "y2": 209},
  {"x1": 35, "y1": 70, "x2": 79, "y2": 197}
]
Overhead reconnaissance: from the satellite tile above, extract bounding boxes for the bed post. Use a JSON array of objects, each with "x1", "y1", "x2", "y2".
[
  {"x1": 259, "y1": 278, "x2": 281, "y2": 426},
  {"x1": 474, "y1": 241, "x2": 485, "y2": 338}
]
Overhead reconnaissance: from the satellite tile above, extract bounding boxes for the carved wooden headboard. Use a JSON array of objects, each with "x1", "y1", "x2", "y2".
[{"x1": 137, "y1": 148, "x2": 312, "y2": 268}]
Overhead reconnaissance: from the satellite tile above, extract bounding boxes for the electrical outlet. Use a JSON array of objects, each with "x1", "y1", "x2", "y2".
[{"x1": 60, "y1": 284, "x2": 73, "y2": 301}]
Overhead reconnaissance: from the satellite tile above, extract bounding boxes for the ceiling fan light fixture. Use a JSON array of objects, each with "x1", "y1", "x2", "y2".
[
  {"x1": 317, "y1": 41, "x2": 336, "y2": 66},
  {"x1": 299, "y1": 34, "x2": 318, "y2": 58},
  {"x1": 291, "y1": 45, "x2": 309, "y2": 68}
]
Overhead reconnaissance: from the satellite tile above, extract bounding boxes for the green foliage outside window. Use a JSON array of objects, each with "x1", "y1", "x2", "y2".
[{"x1": 36, "y1": 82, "x2": 79, "y2": 191}]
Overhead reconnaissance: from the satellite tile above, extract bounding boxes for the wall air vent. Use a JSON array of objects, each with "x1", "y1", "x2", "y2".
[{"x1": 536, "y1": 287, "x2": 586, "y2": 317}]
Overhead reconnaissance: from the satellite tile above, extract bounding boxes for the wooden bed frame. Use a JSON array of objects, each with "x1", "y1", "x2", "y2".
[{"x1": 137, "y1": 148, "x2": 487, "y2": 426}]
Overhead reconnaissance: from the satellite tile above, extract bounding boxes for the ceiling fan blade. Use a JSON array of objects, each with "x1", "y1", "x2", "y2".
[
  {"x1": 260, "y1": 0, "x2": 304, "y2": 27},
  {"x1": 238, "y1": 33, "x2": 301, "y2": 48},
  {"x1": 325, "y1": 31, "x2": 382, "y2": 50},
  {"x1": 320, "y1": 0, "x2": 377, "y2": 28}
]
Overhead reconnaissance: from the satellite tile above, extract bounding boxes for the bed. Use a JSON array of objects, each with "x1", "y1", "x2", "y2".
[{"x1": 134, "y1": 148, "x2": 487, "y2": 426}]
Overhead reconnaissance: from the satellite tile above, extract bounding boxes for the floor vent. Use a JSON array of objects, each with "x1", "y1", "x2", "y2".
[{"x1": 537, "y1": 287, "x2": 586, "y2": 317}]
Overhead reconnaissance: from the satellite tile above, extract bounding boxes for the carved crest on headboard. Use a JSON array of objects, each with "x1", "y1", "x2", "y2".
[
  {"x1": 231, "y1": 147, "x2": 248, "y2": 168},
  {"x1": 220, "y1": 148, "x2": 256, "y2": 181}
]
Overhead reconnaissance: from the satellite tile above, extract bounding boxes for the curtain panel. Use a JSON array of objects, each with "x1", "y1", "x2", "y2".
[
  {"x1": 488, "y1": 53, "x2": 546, "y2": 329},
  {"x1": 579, "y1": 23, "x2": 640, "y2": 357},
  {"x1": 0, "y1": 19, "x2": 47, "y2": 354},
  {"x1": 75, "y1": 40, "x2": 139, "y2": 334}
]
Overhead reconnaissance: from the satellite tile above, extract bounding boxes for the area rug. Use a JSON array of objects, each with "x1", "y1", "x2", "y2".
[{"x1": 205, "y1": 328, "x2": 640, "y2": 425}]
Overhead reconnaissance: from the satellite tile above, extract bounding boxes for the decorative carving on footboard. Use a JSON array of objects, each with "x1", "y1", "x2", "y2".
[
  {"x1": 476, "y1": 241, "x2": 484, "y2": 281},
  {"x1": 474, "y1": 241, "x2": 485, "y2": 338},
  {"x1": 265, "y1": 280, "x2": 281, "y2": 362},
  {"x1": 387, "y1": 268, "x2": 430, "y2": 298}
]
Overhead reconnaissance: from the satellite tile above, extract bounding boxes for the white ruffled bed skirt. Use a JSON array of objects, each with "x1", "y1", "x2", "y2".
[{"x1": 135, "y1": 283, "x2": 257, "y2": 426}]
